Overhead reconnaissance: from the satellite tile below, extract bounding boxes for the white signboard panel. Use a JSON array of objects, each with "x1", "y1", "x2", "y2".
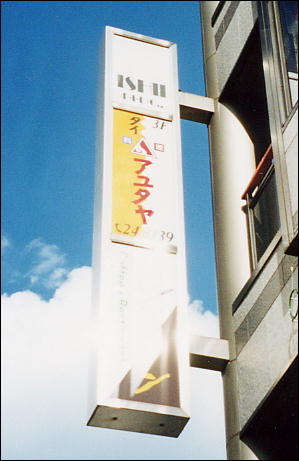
[
  {"x1": 111, "y1": 34, "x2": 173, "y2": 119},
  {"x1": 88, "y1": 26, "x2": 190, "y2": 437}
]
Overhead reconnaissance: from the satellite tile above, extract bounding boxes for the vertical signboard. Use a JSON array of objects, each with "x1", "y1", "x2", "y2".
[{"x1": 87, "y1": 27, "x2": 190, "y2": 437}]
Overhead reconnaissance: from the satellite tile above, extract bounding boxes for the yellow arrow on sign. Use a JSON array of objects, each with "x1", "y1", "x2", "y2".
[{"x1": 134, "y1": 373, "x2": 171, "y2": 395}]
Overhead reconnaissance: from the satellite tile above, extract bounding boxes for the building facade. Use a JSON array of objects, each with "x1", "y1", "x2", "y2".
[{"x1": 200, "y1": 2, "x2": 298, "y2": 459}]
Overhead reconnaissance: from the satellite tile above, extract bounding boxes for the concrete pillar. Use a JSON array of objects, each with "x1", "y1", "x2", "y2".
[{"x1": 200, "y1": 2, "x2": 257, "y2": 459}]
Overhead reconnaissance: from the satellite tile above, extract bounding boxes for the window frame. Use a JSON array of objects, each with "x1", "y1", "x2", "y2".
[
  {"x1": 256, "y1": 0, "x2": 295, "y2": 255},
  {"x1": 233, "y1": 1, "x2": 297, "y2": 312},
  {"x1": 272, "y1": 1, "x2": 298, "y2": 119},
  {"x1": 242, "y1": 145, "x2": 281, "y2": 270}
]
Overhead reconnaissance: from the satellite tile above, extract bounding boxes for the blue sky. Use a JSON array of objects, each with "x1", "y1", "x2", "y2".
[{"x1": 2, "y1": 2, "x2": 226, "y2": 460}]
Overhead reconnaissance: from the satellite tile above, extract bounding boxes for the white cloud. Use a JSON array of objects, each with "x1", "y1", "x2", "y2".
[
  {"x1": 2, "y1": 237, "x2": 70, "y2": 295},
  {"x1": 188, "y1": 298, "x2": 220, "y2": 338},
  {"x1": 1, "y1": 266, "x2": 226, "y2": 460},
  {"x1": 1, "y1": 235, "x2": 10, "y2": 250},
  {"x1": 24, "y1": 238, "x2": 68, "y2": 289},
  {"x1": 47, "y1": 267, "x2": 69, "y2": 288}
]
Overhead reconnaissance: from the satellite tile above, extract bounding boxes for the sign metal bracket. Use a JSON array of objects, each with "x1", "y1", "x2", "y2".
[
  {"x1": 189, "y1": 335, "x2": 230, "y2": 372},
  {"x1": 179, "y1": 91, "x2": 215, "y2": 124}
]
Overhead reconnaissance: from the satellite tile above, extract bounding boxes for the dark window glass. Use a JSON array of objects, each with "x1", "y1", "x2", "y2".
[
  {"x1": 278, "y1": 1, "x2": 298, "y2": 74},
  {"x1": 252, "y1": 171, "x2": 280, "y2": 262}
]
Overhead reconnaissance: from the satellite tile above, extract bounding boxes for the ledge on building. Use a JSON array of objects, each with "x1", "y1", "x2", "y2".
[{"x1": 240, "y1": 356, "x2": 298, "y2": 460}]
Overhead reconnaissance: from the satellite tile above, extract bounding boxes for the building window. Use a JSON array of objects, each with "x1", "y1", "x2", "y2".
[
  {"x1": 220, "y1": 23, "x2": 281, "y2": 270},
  {"x1": 242, "y1": 145, "x2": 280, "y2": 268},
  {"x1": 277, "y1": 1, "x2": 298, "y2": 108},
  {"x1": 256, "y1": 0, "x2": 298, "y2": 262},
  {"x1": 268, "y1": 1, "x2": 299, "y2": 119},
  {"x1": 220, "y1": 23, "x2": 272, "y2": 163}
]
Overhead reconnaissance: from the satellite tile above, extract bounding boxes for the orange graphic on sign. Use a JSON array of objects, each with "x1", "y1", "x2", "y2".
[
  {"x1": 112, "y1": 109, "x2": 154, "y2": 234},
  {"x1": 131, "y1": 137, "x2": 154, "y2": 156}
]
